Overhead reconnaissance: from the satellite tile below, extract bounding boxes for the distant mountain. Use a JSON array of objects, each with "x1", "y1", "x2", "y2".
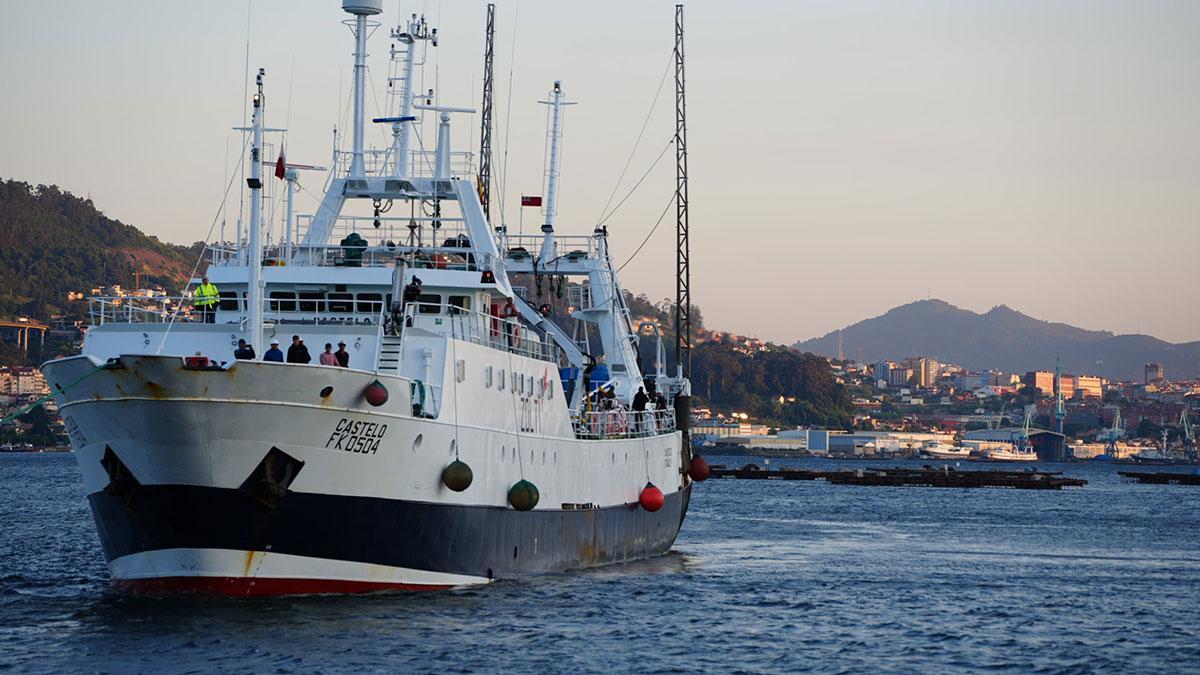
[
  {"x1": 0, "y1": 179, "x2": 196, "y2": 321},
  {"x1": 793, "y1": 299, "x2": 1200, "y2": 381}
]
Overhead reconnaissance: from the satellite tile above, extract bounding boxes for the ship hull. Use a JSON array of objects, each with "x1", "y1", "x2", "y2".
[
  {"x1": 45, "y1": 355, "x2": 691, "y2": 595},
  {"x1": 91, "y1": 482, "x2": 688, "y2": 594}
]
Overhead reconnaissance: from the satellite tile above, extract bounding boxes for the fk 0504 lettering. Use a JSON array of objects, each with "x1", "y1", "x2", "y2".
[{"x1": 325, "y1": 418, "x2": 388, "y2": 454}]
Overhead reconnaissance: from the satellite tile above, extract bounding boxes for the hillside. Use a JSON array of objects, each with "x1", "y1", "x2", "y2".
[
  {"x1": 0, "y1": 179, "x2": 195, "y2": 320},
  {"x1": 794, "y1": 299, "x2": 1200, "y2": 381}
]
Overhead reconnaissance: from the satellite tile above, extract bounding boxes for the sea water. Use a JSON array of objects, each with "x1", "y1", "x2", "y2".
[{"x1": 1, "y1": 453, "x2": 1198, "y2": 672}]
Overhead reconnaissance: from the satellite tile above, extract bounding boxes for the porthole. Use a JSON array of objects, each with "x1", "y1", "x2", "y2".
[{"x1": 412, "y1": 434, "x2": 423, "y2": 452}]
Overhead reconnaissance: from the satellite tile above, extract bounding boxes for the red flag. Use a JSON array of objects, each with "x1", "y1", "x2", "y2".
[
  {"x1": 521, "y1": 195, "x2": 542, "y2": 207},
  {"x1": 275, "y1": 145, "x2": 286, "y2": 180}
]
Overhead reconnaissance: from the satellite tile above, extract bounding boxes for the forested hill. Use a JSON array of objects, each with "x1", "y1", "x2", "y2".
[
  {"x1": 624, "y1": 291, "x2": 853, "y2": 428},
  {"x1": 0, "y1": 179, "x2": 195, "y2": 320}
]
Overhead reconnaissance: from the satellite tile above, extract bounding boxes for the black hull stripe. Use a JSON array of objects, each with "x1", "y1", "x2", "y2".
[{"x1": 89, "y1": 485, "x2": 689, "y2": 578}]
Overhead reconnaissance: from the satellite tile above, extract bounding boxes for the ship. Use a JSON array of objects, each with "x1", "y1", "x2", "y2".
[
  {"x1": 42, "y1": 1, "x2": 704, "y2": 595},
  {"x1": 983, "y1": 443, "x2": 1039, "y2": 462},
  {"x1": 920, "y1": 441, "x2": 973, "y2": 460}
]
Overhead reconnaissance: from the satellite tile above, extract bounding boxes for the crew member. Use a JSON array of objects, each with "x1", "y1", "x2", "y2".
[
  {"x1": 500, "y1": 297, "x2": 520, "y2": 350},
  {"x1": 334, "y1": 341, "x2": 350, "y2": 367},
  {"x1": 632, "y1": 386, "x2": 649, "y2": 433},
  {"x1": 233, "y1": 338, "x2": 255, "y2": 360},
  {"x1": 319, "y1": 343, "x2": 339, "y2": 366},
  {"x1": 286, "y1": 335, "x2": 311, "y2": 364},
  {"x1": 263, "y1": 339, "x2": 284, "y2": 362},
  {"x1": 193, "y1": 275, "x2": 219, "y2": 323}
]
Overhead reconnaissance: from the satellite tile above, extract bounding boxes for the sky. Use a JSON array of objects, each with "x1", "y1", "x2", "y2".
[{"x1": 1, "y1": 0, "x2": 1197, "y2": 344}]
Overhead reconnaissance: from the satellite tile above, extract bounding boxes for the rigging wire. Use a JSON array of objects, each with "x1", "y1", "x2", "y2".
[
  {"x1": 496, "y1": 0, "x2": 520, "y2": 228},
  {"x1": 595, "y1": 50, "x2": 673, "y2": 225},
  {"x1": 615, "y1": 191, "x2": 675, "y2": 274},
  {"x1": 597, "y1": 137, "x2": 673, "y2": 228},
  {"x1": 156, "y1": 135, "x2": 251, "y2": 353},
  {"x1": 236, "y1": 0, "x2": 253, "y2": 249}
]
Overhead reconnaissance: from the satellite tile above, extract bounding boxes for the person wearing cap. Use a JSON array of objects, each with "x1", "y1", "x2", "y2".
[
  {"x1": 263, "y1": 339, "x2": 284, "y2": 363},
  {"x1": 286, "y1": 335, "x2": 312, "y2": 364},
  {"x1": 319, "y1": 343, "x2": 339, "y2": 366},
  {"x1": 233, "y1": 338, "x2": 256, "y2": 360},
  {"x1": 334, "y1": 341, "x2": 350, "y2": 367}
]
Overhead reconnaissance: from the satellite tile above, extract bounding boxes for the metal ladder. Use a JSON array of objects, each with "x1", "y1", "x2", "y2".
[{"x1": 377, "y1": 335, "x2": 403, "y2": 374}]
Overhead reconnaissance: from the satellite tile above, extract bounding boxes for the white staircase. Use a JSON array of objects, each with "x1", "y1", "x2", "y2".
[{"x1": 377, "y1": 335, "x2": 403, "y2": 374}]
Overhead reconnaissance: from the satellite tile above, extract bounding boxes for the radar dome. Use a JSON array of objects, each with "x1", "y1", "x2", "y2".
[{"x1": 342, "y1": 0, "x2": 382, "y2": 15}]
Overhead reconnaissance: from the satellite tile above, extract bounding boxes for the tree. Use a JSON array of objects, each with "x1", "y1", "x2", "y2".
[{"x1": 1134, "y1": 418, "x2": 1162, "y2": 439}]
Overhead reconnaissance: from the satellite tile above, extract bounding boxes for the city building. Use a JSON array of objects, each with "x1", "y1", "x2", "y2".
[
  {"x1": 888, "y1": 366, "x2": 913, "y2": 388},
  {"x1": 1145, "y1": 362, "x2": 1165, "y2": 384},
  {"x1": 956, "y1": 372, "x2": 985, "y2": 391},
  {"x1": 1070, "y1": 375, "x2": 1103, "y2": 399},
  {"x1": 693, "y1": 418, "x2": 770, "y2": 440},
  {"x1": 873, "y1": 361, "x2": 892, "y2": 388},
  {"x1": 0, "y1": 367, "x2": 50, "y2": 397},
  {"x1": 903, "y1": 357, "x2": 940, "y2": 388}
]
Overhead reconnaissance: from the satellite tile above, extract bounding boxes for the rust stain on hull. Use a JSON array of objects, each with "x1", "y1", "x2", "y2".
[{"x1": 243, "y1": 550, "x2": 258, "y2": 577}]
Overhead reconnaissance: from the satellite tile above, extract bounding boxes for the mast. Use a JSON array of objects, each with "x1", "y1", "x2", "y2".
[
  {"x1": 674, "y1": 4, "x2": 691, "y2": 379},
  {"x1": 344, "y1": 0, "x2": 382, "y2": 178},
  {"x1": 387, "y1": 12, "x2": 435, "y2": 176},
  {"x1": 246, "y1": 68, "x2": 266, "y2": 349},
  {"x1": 538, "y1": 81, "x2": 575, "y2": 263},
  {"x1": 478, "y1": 3, "x2": 496, "y2": 221}
]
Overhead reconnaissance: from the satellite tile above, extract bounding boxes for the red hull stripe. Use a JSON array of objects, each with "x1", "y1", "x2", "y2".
[{"x1": 114, "y1": 576, "x2": 453, "y2": 596}]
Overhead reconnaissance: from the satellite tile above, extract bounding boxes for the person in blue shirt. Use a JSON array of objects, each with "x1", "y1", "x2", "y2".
[{"x1": 263, "y1": 338, "x2": 284, "y2": 362}]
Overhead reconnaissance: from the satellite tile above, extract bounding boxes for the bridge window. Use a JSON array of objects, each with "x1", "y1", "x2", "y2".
[
  {"x1": 218, "y1": 292, "x2": 240, "y2": 312},
  {"x1": 357, "y1": 293, "x2": 383, "y2": 314},
  {"x1": 298, "y1": 291, "x2": 326, "y2": 313},
  {"x1": 327, "y1": 293, "x2": 354, "y2": 313},
  {"x1": 448, "y1": 295, "x2": 471, "y2": 315},
  {"x1": 417, "y1": 294, "x2": 442, "y2": 314},
  {"x1": 269, "y1": 292, "x2": 296, "y2": 312}
]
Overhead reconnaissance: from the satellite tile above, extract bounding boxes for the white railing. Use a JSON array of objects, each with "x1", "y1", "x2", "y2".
[
  {"x1": 89, "y1": 296, "x2": 191, "y2": 325},
  {"x1": 206, "y1": 243, "x2": 496, "y2": 273},
  {"x1": 403, "y1": 302, "x2": 559, "y2": 363},
  {"x1": 572, "y1": 408, "x2": 676, "y2": 440},
  {"x1": 333, "y1": 148, "x2": 476, "y2": 179},
  {"x1": 294, "y1": 214, "x2": 472, "y2": 251},
  {"x1": 502, "y1": 234, "x2": 598, "y2": 264}
]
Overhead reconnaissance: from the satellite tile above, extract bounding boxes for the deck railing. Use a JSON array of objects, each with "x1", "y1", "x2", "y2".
[
  {"x1": 205, "y1": 242, "x2": 494, "y2": 272},
  {"x1": 403, "y1": 302, "x2": 559, "y2": 363},
  {"x1": 331, "y1": 148, "x2": 476, "y2": 179},
  {"x1": 501, "y1": 234, "x2": 598, "y2": 264},
  {"x1": 572, "y1": 408, "x2": 676, "y2": 440},
  {"x1": 88, "y1": 296, "x2": 191, "y2": 324}
]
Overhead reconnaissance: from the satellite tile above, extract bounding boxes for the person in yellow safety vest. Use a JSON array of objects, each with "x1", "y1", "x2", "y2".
[{"x1": 193, "y1": 275, "x2": 219, "y2": 323}]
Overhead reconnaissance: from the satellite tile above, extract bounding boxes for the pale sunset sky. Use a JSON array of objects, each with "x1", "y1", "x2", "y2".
[{"x1": 1, "y1": 0, "x2": 1197, "y2": 343}]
